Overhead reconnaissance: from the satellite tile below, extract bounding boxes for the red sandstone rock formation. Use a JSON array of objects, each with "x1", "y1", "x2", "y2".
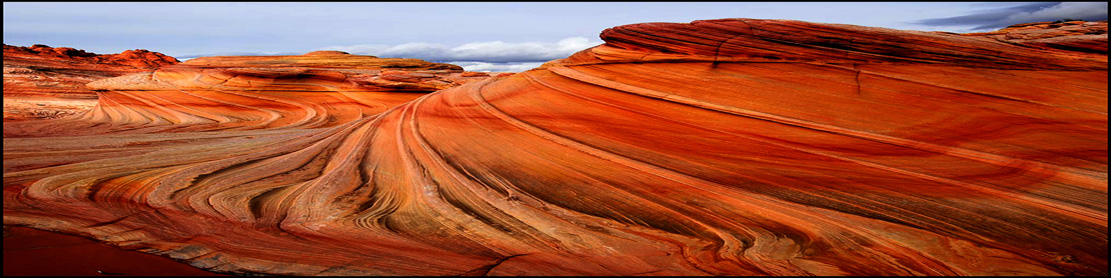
[
  {"x1": 4, "y1": 44, "x2": 179, "y2": 70},
  {"x1": 3, "y1": 44, "x2": 179, "y2": 120},
  {"x1": 962, "y1": 20, "x2": 1108, "y2": 53},
  {"x1": 3, "y1": 19, "x2": 1107, "y2": 276},
  {"x1": 3, "y1": 51, "x2": 491, "y2": 136}
]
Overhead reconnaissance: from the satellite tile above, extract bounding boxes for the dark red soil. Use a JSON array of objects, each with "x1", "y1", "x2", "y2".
[{"x1": 3, "y1": 226, "x2": 231, "y2": 276}]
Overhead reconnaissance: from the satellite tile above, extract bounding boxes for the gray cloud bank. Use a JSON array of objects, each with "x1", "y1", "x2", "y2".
[
  {"x1": 320, "y1": 37, "x2": 600, "y2": 64},
  {"x1": 446, "y1": 61, "x2": 547, "y2": 73},
  {"x1": 916, "y1": 2, "x2": 1108, "y2": 30},
  {"x1": 174, "y1": 37, "x2": 599, "y2": 72}
]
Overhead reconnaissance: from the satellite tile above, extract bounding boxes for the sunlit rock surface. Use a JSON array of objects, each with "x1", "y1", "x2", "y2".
[
  {"x1": 3, "y1": 19, "x2": 1107, "y2": 276},
  {"x1": 962, "y1": 20, "x2": 1107, "y2": 53},
  {"x1": 4, "y1": 51, "x2": 489, "y2": 137},
  {"x1": 3, "y1": 44, "x2": 179, "y2": 120}
]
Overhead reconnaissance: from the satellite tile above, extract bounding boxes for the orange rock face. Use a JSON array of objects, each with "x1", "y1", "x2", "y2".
[
  {"x1": 3, "y1": 19, "x2": 1107, "y2": 276},
  {"x1": 3, "y1": 44, "x2": 180, "y2": 121},
  {"x1": 962, "y1": 20, "x2": 1108, "y2": 53},
  {"x1": 3, "y1": 51, "x2": 492, "y2": 137},
  {"x1": 4, "y1": 44, "x2": 179, "y2": 72},
  {"x1": 3, "y1": 44, "x2": 179, "y2": 96}
]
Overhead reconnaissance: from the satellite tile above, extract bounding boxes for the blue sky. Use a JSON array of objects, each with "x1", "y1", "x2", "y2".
[{"x1": 4, "y1": 2, "x2": 1106, "y2": 72}]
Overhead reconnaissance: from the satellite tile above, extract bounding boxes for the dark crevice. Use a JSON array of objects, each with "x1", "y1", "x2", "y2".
[
  {"x1": 85, "y1": 213, "x2": 139, "y2": 228},
  {"x1": 712, "y1": 19, "x2": 751, "y2": 69},
  {"x1": 248, "y1": 186, "x2": 288, "y2": 221},
  {"x1": 628, "y1": 269, "x2": 666, "y2": 275},
  {"x1": 852, "y1": 63, "x2": 863, "y2": 96},
  {"x1": 459, "y1": 253, "x2": 531, "y2": 276}
]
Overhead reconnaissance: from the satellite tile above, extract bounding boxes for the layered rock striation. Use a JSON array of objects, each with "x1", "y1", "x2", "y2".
[
  {"x1": 3, "y1": 44, "x2": 179, "y2": 75},
  {"x1": 3, "y1": 44, "x2": 180, "y2": 120},
  {"x1": 4, "y1": 51, "x2": 491, "y2": 136},
  {"x1": 3, "y1": 44, "x2": 179, "y2": 97},
  {"x1": 3, "y1": 19, "x2": 1107, "y2": 275},
  {"x1": 962, "y1": 20, "x2": 1107, "y2": 53}
]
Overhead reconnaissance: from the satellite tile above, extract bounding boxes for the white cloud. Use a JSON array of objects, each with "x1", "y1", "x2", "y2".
[
  {"x1": 320, "y1": 37, "x2": 600, "y2": 63},
  {"x1": 448, "y1": 61, "x2": 546, "y2": 72}
]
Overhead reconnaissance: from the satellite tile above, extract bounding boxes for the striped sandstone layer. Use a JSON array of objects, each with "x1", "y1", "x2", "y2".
[
  {"x1": 3, "y1": 51, "x2": 491, "y2": 137},
  {"x1": 3, "y1": 44, "x2": 179, "y2": 120},
  {"x1": 3, "y1": 19, "x2": 1107, "y2": 275}
]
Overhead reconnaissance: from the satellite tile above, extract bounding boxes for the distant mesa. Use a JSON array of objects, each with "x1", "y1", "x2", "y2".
[
  {"x1": 179, "y1": 51, "x2": 458, "y2": 70},
  {"x1": 303, "y1": 50, "x2": 354, "y2": 56},
  {"x1": 460, "y1": 71, "x2": 490, "y2": 77}
]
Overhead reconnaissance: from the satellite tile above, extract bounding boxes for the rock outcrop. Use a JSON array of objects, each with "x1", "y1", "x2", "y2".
[
  {"x1": 3, "y1": 19, "x2": 1106, "y2": 276},
  {"x1": 4, "y1": 44, "x2": 179, "y2": 71},
  {"x1": 3, "y1": 44, "x2": 180, "y2": 120},
  {"x1": 962, "y1": 20, "x2": 1107, "y2": 53},
  {"x1": 4, "y1": 51, "x2": 492, "y2": 136}
]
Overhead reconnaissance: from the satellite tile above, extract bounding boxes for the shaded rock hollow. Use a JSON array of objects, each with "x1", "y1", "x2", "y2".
[{"x1": 2, "y1": 19, "x2": 1107, "y2": 276}]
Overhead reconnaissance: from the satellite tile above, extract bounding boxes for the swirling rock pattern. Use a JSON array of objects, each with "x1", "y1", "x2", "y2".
[
  {"x1": 3, "y1": 44, "x2": 179, "y2": 121},
  {"x1": 3, "y1": 19, "x2": 1107, "y2": 276},
  {"x1": 3, "y1": 51, "x2": 489, "y2": 137}
]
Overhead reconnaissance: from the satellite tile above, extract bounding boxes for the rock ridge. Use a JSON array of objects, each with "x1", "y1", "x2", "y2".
[
  {"x1": 4, "y1": 44, "x2": 180, "y2": 69},
  {"x1": 556, "y1": 19, "x2": 1106, "y2": 70}
]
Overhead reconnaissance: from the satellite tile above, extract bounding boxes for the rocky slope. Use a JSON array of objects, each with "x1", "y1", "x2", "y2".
[
  {"x1": 3, "y1": 44, "x2": 179, "y2": 76},
  {"x1": 4, "y1": 51, "x2": 493, "y2": 136},
  {"x1": 962, "y1": 20, "x2": 1107, "y2": 53},
  {"x1": 3, "y1": 19, "x2": 1106, "y2": 275},
  {"x1": 3, "y1": 44, "x2": 180, "y2": 121}
]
